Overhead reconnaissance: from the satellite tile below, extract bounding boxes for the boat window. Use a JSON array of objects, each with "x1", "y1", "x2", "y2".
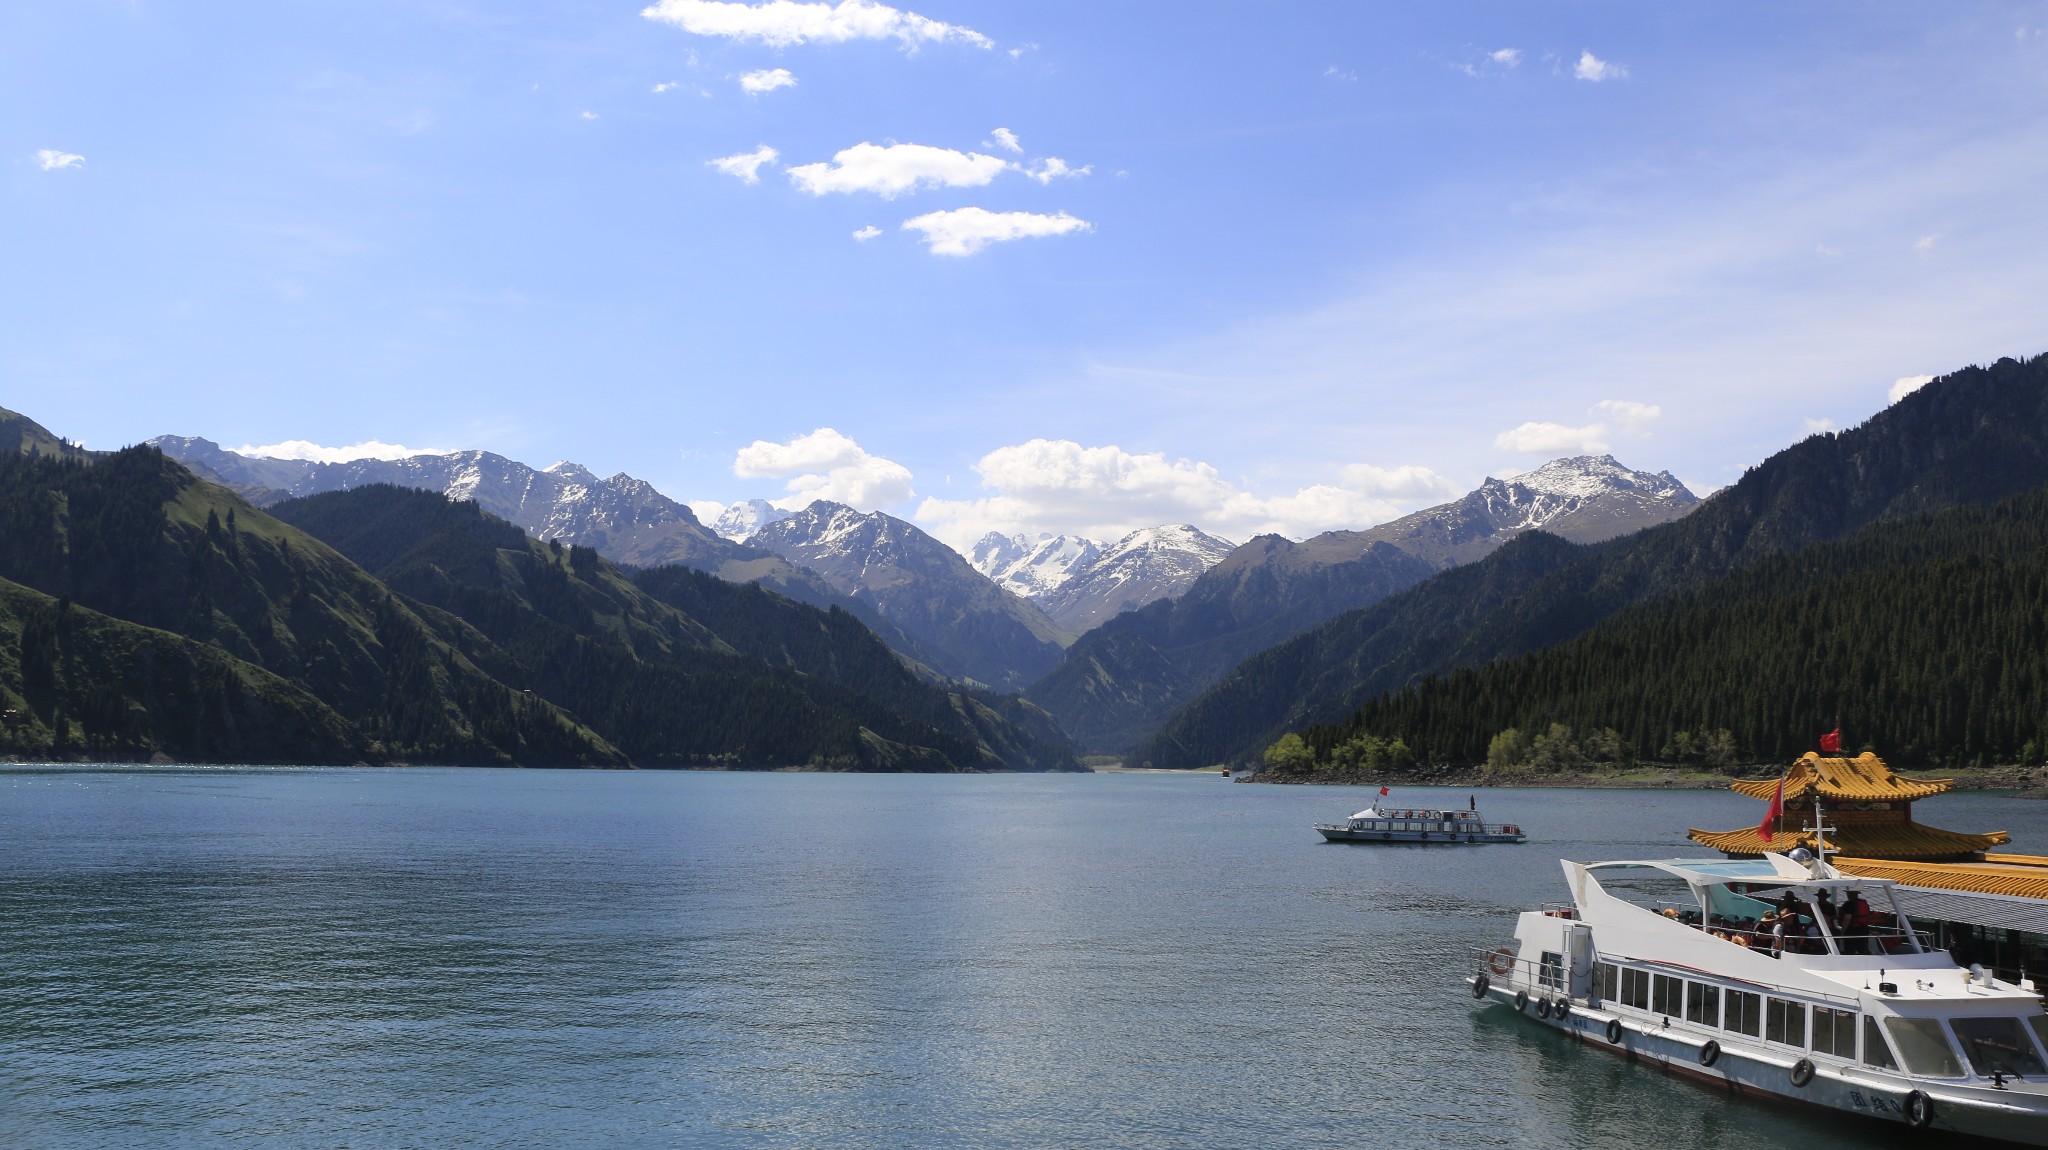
[
  {"x1": 1652, "y1": 973, "x2": 1683, "y2": 1017},
  {"x1": 1813, "y1": 1007, "x2": 1857, "y2": 1057},
  {"x1": 1724, "y1": 990, "x2": 1761, "y2": 1037},
  {"x1": 1621, "y1": 967, "x2": 1649, "y2": 1010},
  {"x1": 1950, "y1": 1017, "x2": 2048, "y2": 1077},
  {"x1": 1441, "y1": 822, "x2": 1456, "y2": 833},
  {"x1": 1861, "y1": 1016, "x2": 1899, "y2": 1070},
  {"x1": 2028, "y1": 1017, "x2": 2048, "y2": 1064},
  {"x1": 1765, "y1": 998, "x2": 1806, "y2": 1047},
  {"x1": 1596, "y1": 962, "x2": 1619, "y2": 1003},
  {"x1": 1685, "y1": 982, "x2": 1720, "y2": 1027},
  {"x1": 1539, "y1": 951, "x2": 1564, "y2": 990},
  {"x1": 1885, "y1": 1017, "x2": 1964, "y2": 1078},
  {"x1": 1403, "y1": 821, "x2": 1420, "y2": 832}
]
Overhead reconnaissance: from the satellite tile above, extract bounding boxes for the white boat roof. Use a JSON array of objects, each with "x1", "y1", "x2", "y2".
[{"x1": 1584, "y1": 857, "x2": 1897, "y2": 891}]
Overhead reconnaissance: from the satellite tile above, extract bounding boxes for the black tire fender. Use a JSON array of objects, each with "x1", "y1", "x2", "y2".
[
  {"x1": 1904, "y1": 1089, "x2": 1933, "y2": 1128},
  {"x1": 1536, "y1": 997, "x2": 1553, "y2": 1019},
  {"x1": 1605, "y1": 1018, "x2": 1624, "y2": 1044},
  {"x1": 1471, "y1": 974, "x2": 1491, "y2": 999},
  {"x1": 1698, "y1": 1040, "x2": 1720, "y2": 1067},
  {"x1": 1790, "y1": 1058, "x2": 1816, "y2": 1087},
  {"x1": 1514, "y1": 990, "x2": 1528, "y2": 1012},
  {"x1": 1554, "y1": 998, "x2": 1571, "y2": 1020}
]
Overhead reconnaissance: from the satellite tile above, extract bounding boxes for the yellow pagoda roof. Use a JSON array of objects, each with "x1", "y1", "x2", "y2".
[
  {"x1": 1686, "y1": 822, "x2": 2009, "y2": 861},
  {"x1": 1835, "y1": 855, "x2": 2048, "y2": 900},
  {"x1": 1728, "y1": 752, "x2": 1951, "y2": 803}
]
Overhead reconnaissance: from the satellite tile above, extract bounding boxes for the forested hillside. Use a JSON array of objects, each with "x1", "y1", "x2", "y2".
[
  {"x1": 1142, "y1": 353, "x2": 2048, "y2": 768},
  {"x1": 272, "y1": 485, "x2": 1077, "y2": 771},
  {"x1": 1299, "y1": 482, "x2": 2048, "y2": 769},
  {"x1": 0, "y1": 414, "x2": 1076, "y2": 770}
]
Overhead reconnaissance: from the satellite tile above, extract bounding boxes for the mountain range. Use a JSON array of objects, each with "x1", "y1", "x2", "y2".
[
  {"x1": 1, "y1": 410, "x2": 1077, "y2": 771},
  {"x1": 1148, "y1": 353, "x2": 2048, "y2": 768},
  {"x1": 1025, "y1": 455, "x2": 1699, "y2": 751},
  {"x1": 970, "y1": 525, "x2": 1238, "y2": 633},
  {"x1": 748, "y1": 502, "x2": 1074, "y2": 690}
]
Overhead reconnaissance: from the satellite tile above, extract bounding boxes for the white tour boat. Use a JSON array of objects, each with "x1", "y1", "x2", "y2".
[
  {"x1": 1316, "y1": 793, "x2": 1525, "y2": 844},
  {"x1": 1471, "y1": 850, "x2": 2048, "y2": 1143}
]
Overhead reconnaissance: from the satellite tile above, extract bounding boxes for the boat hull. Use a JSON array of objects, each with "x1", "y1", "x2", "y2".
[
  {"x1": 1471, "y1": 977, "x2": 2048, "y2": 1146},
  {"x1": 1316, "y1": 825, "x2": 1524, "y2": 844}
]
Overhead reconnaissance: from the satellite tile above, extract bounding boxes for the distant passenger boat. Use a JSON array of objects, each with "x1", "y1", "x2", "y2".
[{"x1": 1315, "y1": 791, "x2": 1525, "y2": 844}]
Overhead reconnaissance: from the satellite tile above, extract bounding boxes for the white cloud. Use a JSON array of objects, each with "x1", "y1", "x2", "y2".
[
  {"x1": 709, "y1": 144, "x2": 778, "y2": 184},
  {"x1": 1574, "y1": 50, "x2": 1627, "y2": 81},
  {"x1": 1591, "y1": 399, "x2": 1661, "y2": 434},
  {"x1": 652, "y1": 81, "x2": 681, "y2": 93},
  {"x1": 988, "y1": 127, "x2": 1022, "y2": 153},
  {"x1": 852, "y1": 225, "x2": 882, "y2": 241},
  {"x1": 1022, "y1": 157, "x2": 1090, "y2": 185},
  {"x1": 1803, "y1": 416, "x2": 1838, "y2": 435},
  {"x1": 913, "y1": 438, "x2": 1451, "y2": 547},
  {"x1": 1915, "y1": 233, "x2": 1939, "y2": 251},
  {"x1": 1496, "y1": 399, "x2": 1660, "y2": 454},
  {"x1": 734, "y1": 428, "x2": 913, "y2": 510},
  {"x1": 36, "y1": 150, "x2": 84, "y2": 171},
  {"x1": 788, "y1": 142, "x2": 1007, "y2": 198},
  {"x1": 1338, "y1": 463, "x2": 1459, "y2": 501},
  {"x1": 687, "y1": 499, "x2": 726, "y2": 523},
  {"x1": 739, "y1": 67, "x2": 797, "y2": 93},
  {"x1": 581, "y1": 110, "x2": 600, "y2": 120},
  {"x1": 1007, "y1": 42, "x2": 1037, "y2": 59},
  {"x1": 1495, "y1": 421, "x2": 1610, "y2": 454},
  {"x1": 1889, "y1": 373, "x2": 1935, "y2": 403},
  {"x1": 901, "y1": 207, "x2": 1090, "y2": 256},
  {"x1": 641, "y1": 0, "x2": 991, "y2": 50},
  {"x1": 237, "y1": 439, "x2": 443, "y2": 463},
  {"x1": 1325, "y1": 65, "x2": 1358, "y2": 82},
  {"x1": 1491, "y1": 48, "x2": 1522, "y2": 66}
]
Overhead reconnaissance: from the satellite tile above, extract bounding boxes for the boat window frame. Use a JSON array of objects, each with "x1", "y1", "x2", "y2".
[
  {"x1": 1861, "y1": 1015, "x2": 1900, "y2": 1070},
  {"x1": 1765, "y1": 997, "x2": 1807, "y2": 1048},
  {"x1": 1595, "y1": 961, "x2": 1619, "y2": 1003},
  {"x1": 1724, "y1": 989, "x2": 1762, "y2": 1037},
  {"x1": 1949, "y1": 1015, "x2": 2048, "y2": 1078},
  {"x1": 1620, "y1": 966, "x2": 1650, "y2": 1010},
  {"x1": 1685, "y1": 981, "x2": 1721, "y2": 1028},
  {"x1": 1812, "y1": 1005, "x2": 1857, "y2": 1059},
  {"x1": 1652, "y1": 972, "x2": 1684, "y2": 1017},
  {"x1": 1882, "y1": 1016, "x2": 1965, "y2": 1077}
]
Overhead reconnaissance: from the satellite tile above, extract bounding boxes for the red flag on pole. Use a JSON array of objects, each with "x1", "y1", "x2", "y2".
[
  {"x1": 1378, "y1": 786, "x2": 1390, "y2": 797},
  {"x1": 1819, "y1": 728, "x2": 1842, "y2": 753},
  {"x1": 1758, "y1": 774, "x2": 1786, "y2": 843}
]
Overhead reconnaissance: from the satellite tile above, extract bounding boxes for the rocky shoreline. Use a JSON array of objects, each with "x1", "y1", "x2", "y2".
[{"x1": 1236, "y1": 763, "x2": 2048, "y2": 793}]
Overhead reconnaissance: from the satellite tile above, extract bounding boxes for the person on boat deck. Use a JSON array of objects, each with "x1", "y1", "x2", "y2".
[{"x1": 1836, "y1": 891, "x2": 1872, "y2": 954}]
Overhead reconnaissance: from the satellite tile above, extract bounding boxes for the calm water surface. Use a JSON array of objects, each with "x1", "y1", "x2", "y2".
[{"x1": 4, "y1": 767, "x2": 2045, "y2": 1149}]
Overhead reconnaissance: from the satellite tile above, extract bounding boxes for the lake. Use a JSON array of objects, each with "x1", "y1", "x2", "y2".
[{"x1": 4, "y1": 767, "x2": 2040, "y2": 1148}]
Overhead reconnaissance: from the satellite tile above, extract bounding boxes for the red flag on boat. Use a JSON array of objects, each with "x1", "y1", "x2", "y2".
[
  {"x1": 1379, "y1": 786, "x2": 1390, "y2": 797},
  {"x1": 1758, "y1": 774, "x2": 1786, "y2": 843},
  {"x1": 1819, "y1": 727, "x2": 1842, "y2": 753}
]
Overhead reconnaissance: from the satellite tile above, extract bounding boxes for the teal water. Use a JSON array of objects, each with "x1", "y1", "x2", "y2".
[{"x1": 4, "y1": 768, "x2": 2043, "y2": 1149}]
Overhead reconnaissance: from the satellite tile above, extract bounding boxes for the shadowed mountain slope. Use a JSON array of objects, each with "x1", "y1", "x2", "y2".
[{"x1": 1142, "y1": 353, "x2": 2048, "y2": 768}]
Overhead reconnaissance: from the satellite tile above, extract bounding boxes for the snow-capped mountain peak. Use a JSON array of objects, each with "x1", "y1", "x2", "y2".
[
  {"x1": 1504, "y1": 454, "x2": 1689, "y2": 503},
  {"x1": 711, "y1": 498, "x2": 797, "y2": 542},
  {"x1": 970, "y1": 532, "x2": 1104, "y2": 598}
]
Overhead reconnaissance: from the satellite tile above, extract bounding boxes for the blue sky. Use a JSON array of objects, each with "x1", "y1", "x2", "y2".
[{"x1": 8, "y1": 1, "x2": 2048, "y2": 548}]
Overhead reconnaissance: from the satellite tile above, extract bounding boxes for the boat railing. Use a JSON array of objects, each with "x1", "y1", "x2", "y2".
[{"x1": 1471, "y1": 946, "x2": 1565, "y2": 995}]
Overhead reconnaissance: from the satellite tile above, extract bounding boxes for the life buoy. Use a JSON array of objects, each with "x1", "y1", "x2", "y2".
[
  {"x1": 1605, "y1": 1018, "x2": 1624, "y2": 1044},
  {"x1": 1698, "y1": 1040, "x2": 1720, "y2": 1067},
  {"x1": 1554, "y1": 998, "x2": 1571, "y2": 1019},
  {"x1": 1790, "y1": 1058, "x2": 1816, "y2": 1087},
  {"x1": 1471, "y1": 973, "x2": 1491, "y2": 999},
  {"x1": 1514, "y1": 990, "x2": 1529, "y2": 1012},
  {"x1": 1904, "y1": 1090, "x2": 1933, "y2": 1128},
  {"x1": 1488, "y1": 947, "x2": 1515, "y2": 976}
]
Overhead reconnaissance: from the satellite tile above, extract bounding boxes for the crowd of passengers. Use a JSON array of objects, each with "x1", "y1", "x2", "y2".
[{"x1": 1660, "y1": 887, "x2": 1910, "y2": 956}]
